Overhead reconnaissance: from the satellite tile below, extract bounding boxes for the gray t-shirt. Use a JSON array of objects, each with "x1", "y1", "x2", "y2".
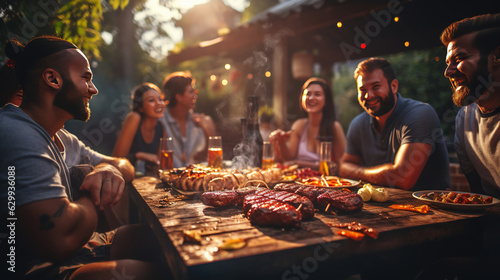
[
  {"x1": 0, "y1": 105, "x2": 107, "y2": 278},
  {"x1": 57, "y1": 128, "x2": 104, "y2": 167},
  {"x1": 0, "y1": 104, "x2": 72, "y2": 207},
  {"x1": 455, "y1": 104, "x2": 500, "y2": 197},
  {"x1": 346, "y1": 93, "x2": 451, "y2": 190},
  {"x1": 0, "y1": 105, "x2": 105, "y2": 208}
]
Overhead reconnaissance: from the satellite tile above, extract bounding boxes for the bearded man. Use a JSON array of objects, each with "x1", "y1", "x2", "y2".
[
  {"x1": 0, "y1": 36, "x2": 166, "y2": 279},
  {"x1": 442, "y1": 13, "x2": 500, "y2": 197},
  {"x1": 339, "y1": 58, "x2": 451, "y2": 190}
]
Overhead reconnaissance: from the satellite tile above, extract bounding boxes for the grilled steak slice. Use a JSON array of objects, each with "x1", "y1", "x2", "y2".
[
  {"x1": 254, "y1": 189, "x2": 314, "y2": 220},
  {"x1": 245, "y1": 196, "x2": 302, "y2": 227},
  {"x1": 201, "y1": 191, "x2": 242, "y2": 207},
  {"x1": 201, "y1": 187, "x2": 266, "y2": 208},
  {"x1": 273, "y1": 183, "x2": 327, "y2": 204},
  {"x1": 317, "y1": 191, "x2": 363, "y2": 212},
  {"x1": 243, "y1": 194, "x2": 269, "y2": 214},
  {"x1": 235, "y1": 186, "x2": 267, "y2": 198}
]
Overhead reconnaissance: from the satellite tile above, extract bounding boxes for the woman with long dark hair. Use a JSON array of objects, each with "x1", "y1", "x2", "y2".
[{"x1": 270, "y1": 78, "x2": 345, "y2": 170}]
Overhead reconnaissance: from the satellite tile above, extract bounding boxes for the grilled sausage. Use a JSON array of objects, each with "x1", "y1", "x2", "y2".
[{"x1": 201, "y1": 191, "x2": 242, "y2": 207}]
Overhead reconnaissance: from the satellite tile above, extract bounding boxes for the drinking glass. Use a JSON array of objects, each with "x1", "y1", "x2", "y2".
[
  {"x1": 319, "y1": 141, "x2": 332, "y2": 176},
  {"x1": 159, "y1": 137, "x2": 174, "y2": 171},
  {"x1": 208, "y1": 136, "x2": 223, "y2": 169},
  {"x1": 262, "y1": 141, "x2": 274, "y2": 169}
]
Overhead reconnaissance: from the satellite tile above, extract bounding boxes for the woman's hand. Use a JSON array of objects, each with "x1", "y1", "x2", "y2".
[
  {"x1": 269, "y1": 129, "x2": 293, "y2": 162},
  {"x1": 135, "y1": 152, "x2": 160, "y2": 165},
  {"x1": 269, "y1": 129, "x2": 292, "y2": 143}
]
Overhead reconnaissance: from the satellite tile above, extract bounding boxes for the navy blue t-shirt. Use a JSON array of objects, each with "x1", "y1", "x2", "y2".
[{"x1": 346, "y1": 93, "x2": 451, "y2": 190}]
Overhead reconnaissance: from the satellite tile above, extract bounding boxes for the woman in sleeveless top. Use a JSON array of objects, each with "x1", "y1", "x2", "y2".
[
  {"x1": 113, "y1": 83, "x2": 166, "y2": 175},
  {"x1": 269, "y1": 78, "x2": 346, "y2": 171}
]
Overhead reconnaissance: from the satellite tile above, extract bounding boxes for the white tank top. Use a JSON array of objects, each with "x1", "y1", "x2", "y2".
[{"x1": 296, "y1": 121, "x2": 319, "y2": 162}]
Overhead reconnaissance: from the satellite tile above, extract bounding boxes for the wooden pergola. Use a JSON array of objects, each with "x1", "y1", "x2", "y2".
[{"x1": 167, "y1": 0, "x2": 499, "y2": 127}]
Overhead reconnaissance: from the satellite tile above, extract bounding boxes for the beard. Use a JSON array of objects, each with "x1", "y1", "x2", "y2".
[
  {"x1": 367, "y1": 87, "x2": 396, "y2": 117},
  {"x1": 53, "y1": 77, "x2": 90, "y2": 121},
  {"x1": 452, "y1": 55, "x2": 492, "y2": 107}
]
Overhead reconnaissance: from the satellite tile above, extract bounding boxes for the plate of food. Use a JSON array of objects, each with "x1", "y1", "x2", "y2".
[
  {"x1": 412, "y1": 190, "x2": 500, "y2": 210},
  {"x1": 295, "y1": 176, "x2": 361, "y2": 188}
]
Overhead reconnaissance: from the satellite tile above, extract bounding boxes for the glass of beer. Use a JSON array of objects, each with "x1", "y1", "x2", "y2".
[
  {"x1": 208, "y1": 136, "x2": 223, "y2": 169},
  {"x1": 262, "y1": 141, "x2": 274, "y2": 169},
  {"x1": 159, "y1": 137, "x2": 174, "y2": 171},
  {"x1": 319, "y1": 141, "x2": 332, "y2": 176}
]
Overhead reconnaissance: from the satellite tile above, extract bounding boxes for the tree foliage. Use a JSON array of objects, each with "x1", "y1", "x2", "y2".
[{"x1": 0, "y1": 0, "x2": 131, "y2": 61}]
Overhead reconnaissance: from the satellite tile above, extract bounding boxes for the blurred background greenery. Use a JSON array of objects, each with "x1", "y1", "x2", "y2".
[{"x1": 1, "y1": 0, "x2": 457, "y2": 157}]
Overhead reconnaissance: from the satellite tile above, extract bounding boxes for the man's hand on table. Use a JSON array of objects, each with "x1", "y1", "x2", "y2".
[{"x1": 80, "y1": 163, "x2": 125, "y2": 210}]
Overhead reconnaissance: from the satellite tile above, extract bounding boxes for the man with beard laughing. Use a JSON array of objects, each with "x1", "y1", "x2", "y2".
[
  {"x1": 0, "y1": 36, "x2": 166, "y2": 279},
  {"x1": 442, "y1": 13, "x2": 500, "y2": 197},
  {"x1": 339, "y1": 58, "x2": 451, "y2": 191}
]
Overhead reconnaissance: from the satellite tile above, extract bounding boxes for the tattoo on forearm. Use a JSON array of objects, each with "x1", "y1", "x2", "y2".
[
  {"x1": 39, "y1": 202, "x2": 67, "y2": 231},
  {"x1": 53, "y1": 202, "x2": 66, "y2": 218},
  {"x1": 39, "y1": 214, "x2": 55, "y2": 230}
]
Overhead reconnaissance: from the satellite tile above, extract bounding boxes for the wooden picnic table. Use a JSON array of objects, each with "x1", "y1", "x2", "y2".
[{"x1": 127, "y1": 176, "x2": 500, "y2": 280}]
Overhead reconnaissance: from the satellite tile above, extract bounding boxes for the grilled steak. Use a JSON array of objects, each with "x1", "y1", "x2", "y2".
[
  {"x1": 273, "y1": 183, "x2": 327, "y2": 204},
  {"x1": 317, "y1": 191, "x2": 363, "y2": 212},
  {"x1": 254, "y1": 189, "x2": 315, "y2": 220},
  {"x1": 244, "y1": 195, "x2": 302, "y2": 227},
  {"x1": 235, "y1": 186, "x2": 267, "y2": 197},
  {"x1": 201, "y1": 187, "x2": 266, "y2": 207}
]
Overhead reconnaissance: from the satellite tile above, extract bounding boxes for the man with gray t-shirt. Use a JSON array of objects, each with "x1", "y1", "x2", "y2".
[{"x1": 442, "y1": 13, "x2": 500, "y2": 197}]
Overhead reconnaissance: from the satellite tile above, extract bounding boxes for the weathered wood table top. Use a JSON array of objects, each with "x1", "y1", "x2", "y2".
[{"x1": 129, "y1": 176, "x2": 500, "y2": 280}]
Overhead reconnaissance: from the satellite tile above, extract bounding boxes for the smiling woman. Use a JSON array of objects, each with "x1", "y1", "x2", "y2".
[
  {"x1": 269, "y1": 78, "x2": 346, "y2": 172},
  {"x1": 112, "y1": 83, "x2": 167, "y2": 175}
]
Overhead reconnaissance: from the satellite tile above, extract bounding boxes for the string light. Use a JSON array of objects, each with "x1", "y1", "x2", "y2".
[
  {"x1": 265, "y1": 71, "x2": 271, "y2": 77},
  {"x1": 247, "y1": 73, "x2": 253, "y2": 80},
  {"x1": 222, "y1": 79, "x2": 228, "y2": 85},
  {"x1": 210, "y1": 75, "x2": 216, "y2": 81},
  {"x1": 404, "y1": 41, "x2": 410, "y2": 47},
  {"x1": 337, "y1": 22, "x2": 342, "y2": 28},
  {"x1": 360, "y1": 43, "x2": 366, "y2": 49},
  {"x1": 225, "y1": 63, "x2": 231, "y2": 70},
  {"x1": 394, "y1": 17, "x2": 399, "y2": 22}
]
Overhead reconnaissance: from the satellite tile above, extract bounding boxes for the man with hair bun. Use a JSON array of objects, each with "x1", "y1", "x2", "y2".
[
  {"x1": 442, "y1": 13, "x2": 500, "y2": 197},
  {"x1": 0, "y1": 36, "x2": 166, "y2": 279}
]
